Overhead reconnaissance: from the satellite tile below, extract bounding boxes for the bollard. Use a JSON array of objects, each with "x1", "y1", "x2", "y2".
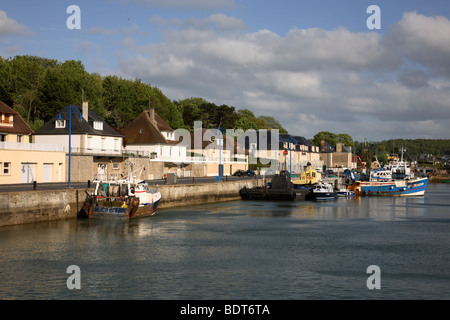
[
  {"x1": 88, "y1": 180, "x2": 91, "y2": 188},
  {"x1": 33, "y1": 181, "x2": 37, "y2": 190}
]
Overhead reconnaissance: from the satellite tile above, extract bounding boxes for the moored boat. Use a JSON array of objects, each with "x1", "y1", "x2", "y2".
[
  {"x1": 349, "y1": 177, "x2": 428, "y2": 196},
  {"x1": 347, "y1": 148, "x2": 428, "y2": 197},
  {"x1": 336, "y1": 188, "x2": 356, "y2": 197},
  {"x1": 78, "y1": 179, "x2": 161, "y2": 219},
  {"x1": 305, "y1": 183, "x2": 337, "y2": 201},
  {"x1": 240, "y1": 170, "x2": 310, "y2": 201}
]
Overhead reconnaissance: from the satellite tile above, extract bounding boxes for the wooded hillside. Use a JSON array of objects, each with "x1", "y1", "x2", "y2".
[{"x1": 0, "y1": 55, "x2": 287, "y2": 133}]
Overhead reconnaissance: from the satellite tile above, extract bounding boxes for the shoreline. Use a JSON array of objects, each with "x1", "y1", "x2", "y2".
[{"x1": 0, "y1": 179, "x2": 265, "y2": 227}]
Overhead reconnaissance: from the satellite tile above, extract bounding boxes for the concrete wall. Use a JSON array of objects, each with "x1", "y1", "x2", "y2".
[
  {"x1": 67, "y1": 155, "x2": 94, "y2": 182},
  {"x1": 156, "y1": 179, "x2": 264, "y2": 209},
  {"x1": 0, "y1": 179, "x2": 265, "y2": 227},
  {"x1": 0, "y1": 188, "x2": 87, "y2": 227}
]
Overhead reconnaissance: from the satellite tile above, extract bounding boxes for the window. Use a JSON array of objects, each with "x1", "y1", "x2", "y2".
[
  {"x1": 17, "y1": 135, "x2": 23, "y2": 143},
  {"x1": 112, "y1": 163, "x2": 120, "y2": 170},
  {"x1": 93, "y1": 121, "x2": 103, "y2": 130},
  {"x1": 3, "y1": 162, "x2": 10, "y2": 175},
  {"x1": 55, "y1": 120, "x2": 66, "y2": 128},
  {"x1": 0, "y1": 134, "x2": 6, "y2": 142}
]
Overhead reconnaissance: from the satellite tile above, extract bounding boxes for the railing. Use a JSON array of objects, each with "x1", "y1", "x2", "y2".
[
  {"x1": 150, "y1": 155, "x2": 247, "y2": 164},
  {"x1": 70, "y1": 148, "x2": 150, "y2": 158},
  {"x1": 0, "y1": 141, "x2": 64, "y2": 152}
]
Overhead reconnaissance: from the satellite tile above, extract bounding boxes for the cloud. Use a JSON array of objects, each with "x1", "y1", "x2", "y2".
[
  {"x1": 0, "y1": 10, "x2": 32, "y2": 37},
  {"x1": 388, "y1": 11, "x2": 450, "y2": 77},
  {"x1": 119, "y1": 11, "x2": 450, "y2": 140}
]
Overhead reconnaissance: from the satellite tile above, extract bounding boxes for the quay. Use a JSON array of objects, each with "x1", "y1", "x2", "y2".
[{"x1": 0, "y1": 178, "x2": 265, "y2": 227}]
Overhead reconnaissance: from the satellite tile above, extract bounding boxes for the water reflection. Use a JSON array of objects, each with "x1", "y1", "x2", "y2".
[{"x1": 0, "y1": 184, "x2": 448, "y2": 299}]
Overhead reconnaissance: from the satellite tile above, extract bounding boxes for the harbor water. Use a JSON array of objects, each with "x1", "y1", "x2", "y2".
[{"x1": 0, "y1": 183, "x2": 449, "y2": 300}]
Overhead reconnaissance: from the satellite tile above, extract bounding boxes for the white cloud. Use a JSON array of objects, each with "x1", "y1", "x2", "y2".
[
  {"x1": 388, "y1": 11, "x2": 450, "y2": 77},
  {"x1": 0, "y1": 10, "x2": 32, "y2": 37},
  {"x1": 119, "y1": 11, "x2": 450, "y2": 140}
]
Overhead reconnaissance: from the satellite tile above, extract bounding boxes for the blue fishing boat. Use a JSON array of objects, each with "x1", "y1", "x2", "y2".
[
  {"x1": 79, "y1": 179, "x2": 161, "y2": 219},
  {"x1": 348, "y1": 148, "x2": 428, "y2": 196}
]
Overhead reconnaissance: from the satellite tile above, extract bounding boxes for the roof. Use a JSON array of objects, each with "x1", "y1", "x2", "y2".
[
  {"x1": 0, "y1": 100, "x2": 18, "y2": 114},
  {"x1": 0, "y1": 100, "x2": 34, "y2": 135},
  {"x1": 122, "y1": 110, "x2": 170, "y2": 145},
  {"x1": 190, "y1": 128, "x2": 248, "y2": 154},
  {"x1": 292, "y1": 136, "x2": 312, "y2": 147},
  {"x1": 34, "y1": 105, "x2": 122, "y2": 137}
]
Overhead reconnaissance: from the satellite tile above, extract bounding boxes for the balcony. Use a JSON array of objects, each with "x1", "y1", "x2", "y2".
[
  {"x1": 150, "y1": 154, "x2": 247, "y2": 164},
  {"x1": 70, "y1": 147, "x2": 149, "y2": 158},
  {"x1": 0, "y1": 141, "x2": 64, "y2": 152}
]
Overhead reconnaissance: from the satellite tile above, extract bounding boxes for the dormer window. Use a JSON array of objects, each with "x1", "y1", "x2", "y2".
[
  {"x1": 0, "y1": 113, "x2": 13, "y2": 127},
  {"x1": 55, "y1": 120, "x2": 66, "y2": 128},
  {"x1": 93, "y1": 121, "x2": 103, "y2": 130}
]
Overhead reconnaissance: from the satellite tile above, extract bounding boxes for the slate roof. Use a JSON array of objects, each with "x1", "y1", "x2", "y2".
[
  {"x1": 34, "y1": 105, "x2": 122, "y2": 137},
  {"x1": 0, "y1": 100, "x2": 34, "y2": 135},
  {"x1": 292, "y1": 136, "x2": 313, "y2": 147}
]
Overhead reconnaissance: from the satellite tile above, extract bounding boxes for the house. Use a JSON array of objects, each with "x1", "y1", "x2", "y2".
[
  {"x1": 278, "y1": 134, "x2": 322, "y2": 174},
  {"x1": 319, "y1": 142, "x2": 356, "y2": 172},
  {"x1": 122, "y1": 111, "x2": 248, "y2": 178},
  {"x1": 188, "y1": 127, "x2": 248, "y2": 177},
  {"x1": 33, "y1": 102, "x2": 124, "y2": 182},
  {"x1": 244, "y1": 131, "x2": 322, "y2": 174},
  {"x1": 245, "y1": 129, "x2": 280, "y2": 170},
  {"x1": 122, "y1": 108, "x2": 188, "y2": 179},
  {"x1": 0, "y1": 100, "x2": 66, "y2": 184}
]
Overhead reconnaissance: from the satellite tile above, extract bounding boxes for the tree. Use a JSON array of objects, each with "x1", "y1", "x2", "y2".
[{"x1": 258, "y1": 115, "x2": 288, "y2": 133}]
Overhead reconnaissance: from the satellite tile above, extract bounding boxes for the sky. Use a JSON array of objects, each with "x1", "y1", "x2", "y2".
[{"x1": 1, "y1": 0, "x2": 450, "y2": 142}]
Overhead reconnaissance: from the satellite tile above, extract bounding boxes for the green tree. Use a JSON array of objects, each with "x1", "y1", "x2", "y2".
[{"x1": 257, "y1": 115, "x2": 288, "y2": 133}]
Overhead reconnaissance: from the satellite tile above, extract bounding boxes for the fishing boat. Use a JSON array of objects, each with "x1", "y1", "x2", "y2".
[
  {"x1": 78, "y1": 179, "x2": 161, "y2": 219},
  {"x1": 305, "y1": 183, "x2": 337, "y2": 201},
  {"x1": 348, "y1": 148, "x2": 428, "y2": 196}
]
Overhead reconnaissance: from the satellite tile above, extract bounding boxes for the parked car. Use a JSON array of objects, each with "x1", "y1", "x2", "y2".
[
  {"x1": 232, "y1": 169, "x2": 256, "y2": 177},
  {"x1": 244, "y1": 170, "x2": 256, "y2": 177}
]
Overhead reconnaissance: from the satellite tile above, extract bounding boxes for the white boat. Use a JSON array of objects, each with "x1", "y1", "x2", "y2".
[
  {"x1": 336, "y1": 189, "x2": 356, "y2": 197},
  {"x1": 306, "y1": 183, "x2": 337, "y2": 201}
]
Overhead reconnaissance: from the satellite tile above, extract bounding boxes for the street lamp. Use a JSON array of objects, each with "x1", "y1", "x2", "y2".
[{"x1": 58, "y1": 105, "x2": 82, "y2": 188}]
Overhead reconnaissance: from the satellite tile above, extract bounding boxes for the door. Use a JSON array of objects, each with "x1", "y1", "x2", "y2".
[
  {"x1": 43, "y1": 163, "x2": 53, "y2": 182},
  {"x1": 21, "y1": 163, "x2": 36, "y2": 183}
]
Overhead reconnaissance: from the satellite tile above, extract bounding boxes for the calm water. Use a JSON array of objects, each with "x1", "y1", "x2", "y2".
[{"x1": 0, "y1": 184, "x2": 449, "y2": 300}]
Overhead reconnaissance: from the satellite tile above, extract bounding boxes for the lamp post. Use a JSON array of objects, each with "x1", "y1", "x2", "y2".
[{"x1": 58, "y1": 105, "x2": 82, "y2": 188}]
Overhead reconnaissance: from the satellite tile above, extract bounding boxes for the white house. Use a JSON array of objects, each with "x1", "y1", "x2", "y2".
[{"x1": 33, "y1": 102, "x2": 123, "y2": 156}]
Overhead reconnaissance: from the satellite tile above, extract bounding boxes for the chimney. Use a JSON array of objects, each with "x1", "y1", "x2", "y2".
[
  {"x1": 149, "y1": 108, "x2": 155, "y2": 123},
  {"x1": 82, "y1": 101, "x2": 89, "y2": 121}
]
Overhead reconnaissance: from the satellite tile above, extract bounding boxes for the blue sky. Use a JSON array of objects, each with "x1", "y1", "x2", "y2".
[{"x1": 1, "y1": 0, "x2": 450, "y2": 141}]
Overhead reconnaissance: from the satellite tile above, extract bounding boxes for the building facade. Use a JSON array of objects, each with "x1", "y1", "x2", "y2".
[
  {"x1": 33, "y1": 102, "x2": 124, "y2": 182},
  {"x1": 0, "y1": 100, "x2": 66, "y2": 184}
]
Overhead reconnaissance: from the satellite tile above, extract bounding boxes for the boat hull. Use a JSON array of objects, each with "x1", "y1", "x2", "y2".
[
  {"x1": 305, "y1": 192, "x2": 337, "y2": 201},
  {"x1": 349, "y1": 177, "x2": 428, "y2": 196},
  {"x1": 79, "y1": 196, "x2": 160, "y2": 219}
]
